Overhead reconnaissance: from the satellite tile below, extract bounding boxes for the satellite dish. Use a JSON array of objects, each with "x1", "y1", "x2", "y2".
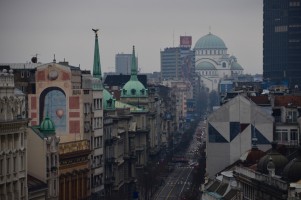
[{"x1": 31, "y1": 57, "x2": 37, "y2": 63}]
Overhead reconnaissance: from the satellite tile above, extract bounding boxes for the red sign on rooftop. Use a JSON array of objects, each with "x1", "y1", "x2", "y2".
[{"x1": 180, "y1": 36, "x2": 192, "y2": 47}]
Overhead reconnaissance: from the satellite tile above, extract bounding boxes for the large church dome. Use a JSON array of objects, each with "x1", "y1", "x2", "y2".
[
  {"x1": 194, "y1": 33, "x2": 227, "y2": 49},
  {"x1": 196, "y1": 61, "x2": 216, "y2": 70}
]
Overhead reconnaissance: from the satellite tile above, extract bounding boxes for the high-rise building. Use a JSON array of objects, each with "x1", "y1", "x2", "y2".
[
  {"x1": 115, "y1": 53, "x2": 138, "y2": 75},
  {"x1": 160, "y1": 47, "x2": 195, "y2": 81},
  {"x1": 263, "y1": 0, "x2": 301, "y2": 88}
]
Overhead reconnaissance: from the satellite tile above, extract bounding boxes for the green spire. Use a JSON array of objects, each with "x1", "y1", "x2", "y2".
[
  {"x1": 130, "y1": 45, "x2": 138, "y2": 81},
  {"x1": 92, "y1": 29, "x2": 102, "y2": 80}
]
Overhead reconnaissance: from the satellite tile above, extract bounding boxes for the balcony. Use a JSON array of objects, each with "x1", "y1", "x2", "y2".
[
  {"x1": 135, "y1": 164, "x2": 144, "y2": 169},
  {"x1": 135, "y1": 146, "x2": 145, "y2": 151},
  {"x1": 105, "y1": 176, "x2": 115, "y2": 184},
  {"x1": 106, "y1": 157, "x2": 116, "y2": 164},
  {"x1": 105, "y1": 139, "x2": 114, "y2": 146}
]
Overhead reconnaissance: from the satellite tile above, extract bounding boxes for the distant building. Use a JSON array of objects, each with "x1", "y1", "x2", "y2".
[
  {"x1": 160, "y1": 47, "x2": 195, "y2": 81},
  {"x1": 115, "y1": 53, "x2": 138, "y2": 75},
  {"x1": 194, "y1": 32, "x2": 244, "y2": 92},
  {"x1": 160, "y1": 37, "x2": 198, "y2": 110},
  {"x1": 263, "y1": 0, "x2": 301, "y2": 88}
]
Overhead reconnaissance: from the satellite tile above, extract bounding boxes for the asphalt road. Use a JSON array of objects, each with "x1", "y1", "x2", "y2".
[
  {"x1": 154, "y1": 164, "x2": 193, "y2": 200},
  {"x1": 154, "y1": 122, "x2": 202, "y2": 200}
]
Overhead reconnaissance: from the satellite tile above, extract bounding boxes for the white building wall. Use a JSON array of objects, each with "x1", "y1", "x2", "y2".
[
  {"x1": 27, "y1": 128, "x2": 46, "y2": 182},
  {"x1": 206, "y1": 95, "x2": 274, "y2": 178}
]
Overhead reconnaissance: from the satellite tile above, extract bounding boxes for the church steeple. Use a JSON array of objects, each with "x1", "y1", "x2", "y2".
[
  {"x1": 130, "y1": 46, "x2": 138, "y2": 81},
  {"x1": 92, "y1": 29, "x2": 102, "y2": 80}
]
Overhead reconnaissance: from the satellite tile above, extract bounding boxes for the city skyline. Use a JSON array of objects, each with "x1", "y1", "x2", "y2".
[{"x1": 0, "y1": 0, "x2": 262, "y2": 74}]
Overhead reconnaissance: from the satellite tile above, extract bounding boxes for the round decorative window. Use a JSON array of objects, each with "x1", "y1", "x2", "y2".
[{"x1": 48, "y1": 70, "x2": 58, "y2": 80}]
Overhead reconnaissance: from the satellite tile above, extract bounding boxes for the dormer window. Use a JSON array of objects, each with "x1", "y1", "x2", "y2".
[
  {"x1": 131, "y1": 89, "x2": 136, "y2": 95},
  {"x1": 123, "y1": 89, "x2": 127, "y2": 95},
  {"x1": 107, "y1": 99, "x2": 112, "y2": 107},
  {"x1": 141, "y1": 89, "x2": 145, "y2": 95},
  {"x1": 222, "y1": 62, "x2": 226, "y2": 68}
]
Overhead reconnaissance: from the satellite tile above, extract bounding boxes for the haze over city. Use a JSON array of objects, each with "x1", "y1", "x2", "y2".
[{"x1": 0, "y1": 0, "x2": 262, "y2": 74}]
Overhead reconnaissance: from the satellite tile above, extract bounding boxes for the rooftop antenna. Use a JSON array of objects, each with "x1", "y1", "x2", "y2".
[
  {"x1": 53, "y1": 54, "x2": 56, "y2": 63},
  {"x1": 209, "y1": 26, "x2": 211, "y2": 34}
]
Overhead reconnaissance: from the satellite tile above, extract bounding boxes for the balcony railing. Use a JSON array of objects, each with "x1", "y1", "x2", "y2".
[
  {"x1": 106, "y1": 157, "x2": 116, "y2": 164},
  {"x1": 235, "y1": 166, "x2": 288, "y2": 190},
  {"x1": 104, "y1": 176, "x2": 115, "y2": 184}
]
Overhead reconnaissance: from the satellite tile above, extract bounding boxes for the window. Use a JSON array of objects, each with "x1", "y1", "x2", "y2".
[
  {"x1": 84, "y1": 103, "x2": 90, "y2": 114},
  {"x1": 7, "y1": 158, "x2": 10, "y2": 174},
  {"x1": 222, "y1": 63, "x2": 226, "y2": 68},
  {"x1": 21, "y1": 71, "x2": 24, "y2": 78},
  {"x1": 20, "y1": 133, "x2": 24, "y2": 147},
  {"x1": 0, "y1": 159, "x2": 3, "y2": 176},
  {"x1": 287, "y1": 110, "x2": 297, "y2": 123},
  {"x1": 276, "y1": 129, "x2": 288, "y2": 143},
  {"x1": 13, "y1": 157, "x2": 16, "y2": 172},
  {"x1": 290, "y1": 129, "x2": 298, "y2": 145},
  {"x1": 131, "y1": 89, "x2": 136, "y2": 95},
  {"x1": 21, "y1": 155, "x2": 24, "y2": 170},
  {"x1": 275, "y1": 26, "x2": 288, "y2": 32}
]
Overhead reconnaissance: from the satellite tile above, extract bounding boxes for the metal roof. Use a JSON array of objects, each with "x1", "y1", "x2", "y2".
[{"x1": 0, "y1": 63, "x2": 41, "y2": 69}]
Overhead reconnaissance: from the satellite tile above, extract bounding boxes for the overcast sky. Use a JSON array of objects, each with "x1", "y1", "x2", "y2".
[{"x1": 0, "y1": 0, "x2": 263, "y2": 74}]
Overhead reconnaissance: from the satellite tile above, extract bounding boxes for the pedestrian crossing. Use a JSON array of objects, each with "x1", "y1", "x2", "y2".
[
  {"x1": 166, "y1": 181, "x2": 192, "y2": 185},
  {"x1": 177, "y1": 166, "x2": 193, "y2": 169}
]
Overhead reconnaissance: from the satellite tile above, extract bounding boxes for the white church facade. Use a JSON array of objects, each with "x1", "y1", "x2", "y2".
[{"x1": 194, "y1": 33, "x2": 244, "y2": 92}]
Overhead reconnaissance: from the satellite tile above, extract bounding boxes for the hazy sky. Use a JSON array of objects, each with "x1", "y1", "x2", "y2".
[{"x1": 0, "y1": 0, "x2": 263, "y2": 74}]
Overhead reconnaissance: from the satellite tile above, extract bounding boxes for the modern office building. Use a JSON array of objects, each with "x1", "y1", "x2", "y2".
[
  {"x1": 160, "y1": 47, "x2": 195, "y2": 81},
  {"x1": 115, "y1": 53, "x2": 137, "y2": 75},
  {"x1": 263, "y1": 0, "x2": 301, "y2": 88}
]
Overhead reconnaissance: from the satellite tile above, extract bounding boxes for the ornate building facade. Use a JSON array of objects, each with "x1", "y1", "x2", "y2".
[
  {"x1": 0, "y1": 69, "x2": 28, "y2": 200},
  {"x1": 194, "y1": 32, "x2": 244, "y2": 92}
]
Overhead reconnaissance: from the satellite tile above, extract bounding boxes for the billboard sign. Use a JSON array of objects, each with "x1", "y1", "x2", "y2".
[{"x1": 180, "y1": 36, "x2": 192, "y2": 47}]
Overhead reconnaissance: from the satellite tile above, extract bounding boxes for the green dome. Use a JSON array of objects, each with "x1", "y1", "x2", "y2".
[
  {"x1": 121, "y1": 45, "x2": 148, "y2": 98},
  {"x1": 283, "y1": 147, "x2": 301, "y2": 182},
  {"x1": 103, "y1": 89, "x2": 115, "y2": 110},
  {"x1": 257, "y1": 142, "x2": 288, "y2": 175},
  {"x1": 194, "y1": 33, "x2": 227, "y2": 49},
  {"x1": 230, "y1": 61, "x2": 243, "y2": 70},
  {"x1": 196, "y1": 61, "x2": 216, "y2": 70},
  {"x1": 40, "y1": 115, "x2": 55, "y2": 134},
  {"x1": 121, "y1": 80, "x2": 148, "y2": 98}
]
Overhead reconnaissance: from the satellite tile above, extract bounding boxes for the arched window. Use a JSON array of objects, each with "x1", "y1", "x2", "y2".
[{"x1": 222, "y1": 63, "x2": 226, "y2": 68}]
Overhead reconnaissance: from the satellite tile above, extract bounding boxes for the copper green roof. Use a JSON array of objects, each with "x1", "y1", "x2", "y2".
[
  {"x1": 92, "y1": 29, "x2": 103, "y2": 90},
  {"x1": 103, "y1": 89, "x2": 115, "y2": 110},
  {"x1": 121, "y1": 46, "x2": 148, "y2": 98},
  {"x1": 257, "y1": 142, "x2": 288, "y2": 175},
  {"x1": 196, "y1": 61, "x2": 216, "y2": 70},
  {"x1": 40, "y1": 114, "x2": 55, "y2": 134},
  {"x1": 283, "y1": 147, "x2": 301, "y2": 182},
  {"x1": 230, "y1": 61, "x2": 243, "y2": 70},
  {"x1": 194, "y1": 33, "x2": 227, "y2": 49}
]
